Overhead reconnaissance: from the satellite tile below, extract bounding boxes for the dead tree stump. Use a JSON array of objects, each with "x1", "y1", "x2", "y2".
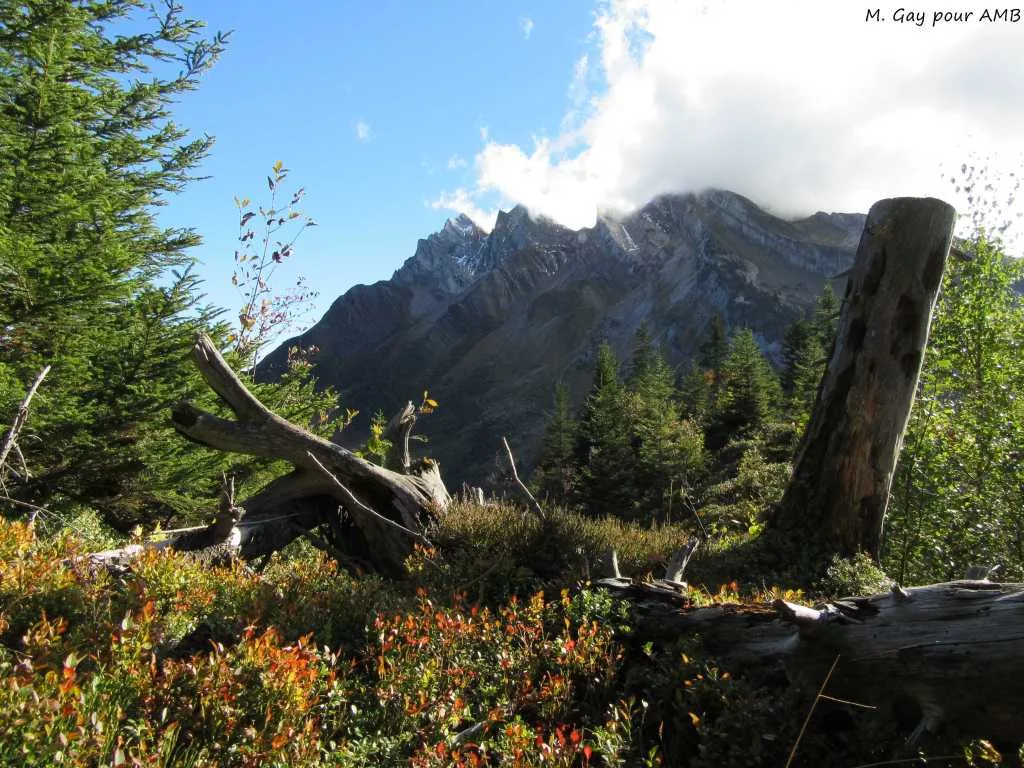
[{"x1": 772, "y1": 197, "x2": 956, "y2": 559}]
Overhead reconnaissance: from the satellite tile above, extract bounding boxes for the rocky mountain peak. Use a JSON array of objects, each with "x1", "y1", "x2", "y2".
[
  {"x1": 392, "y1": 212, "x2": 488, "y2": 293},
  {"x1": 259, "y1": 189, "x2": 867, "y2": 487},
  {"x1": 443, "y1": 212, "x2": 484, "y2": 239}
]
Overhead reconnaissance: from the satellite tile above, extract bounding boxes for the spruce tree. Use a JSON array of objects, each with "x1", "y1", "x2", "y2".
[
  {"x1": 813, "y1": 282, "x2": 841, "y2": 352},
  {"x1": 680, "y1": 361, "x2": 711, "y2": 423},
  {"x1": 0, "y1": 1, "x2": 231, "y2": 527},
  {"x1": 627, "y1": 323, "x2": 658, "y2": 385},
  {"x1": 575, "y1": 324, "x2": 704, "y2": 521},
  {"x1": 780, "y1": 317, "x2": 814, "y2": 394},
  {"x1": 533, "y1": 382, "x2": 577, "y2": 505},
  {"x1": 627, "y1": 345, "x2": 704, "y2": 521},
  {"x1": 698, "y1": 314, "x2": 729, "y2": 372},
  {"x1": 575, "y1": 342, "x2": 634, "y2": 517},
  {"x1": 781, "y1": 315, "x2": 825, "y2": 426},
  {"x1": 710, "y1": 329, "x2": 782, "y2": 443}
]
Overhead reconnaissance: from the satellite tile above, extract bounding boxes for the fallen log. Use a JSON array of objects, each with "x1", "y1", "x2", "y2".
[
  {"x1": 595, "y1": 575, "x2": 1024, "y2": 745},
  {"x1": 168, "y1": 334, "x2": 450, "y2": 574},
  {"x1": 67, "y1": 334, "x2": 449, "y2": 575},
  {"x1": 84, "y1": 473, "x2": 244, "y2": 570}
]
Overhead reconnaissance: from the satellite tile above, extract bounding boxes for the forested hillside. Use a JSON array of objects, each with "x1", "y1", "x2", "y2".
[{"x1": 1, "y1": 3, "x2": 1022, "y2": 767}]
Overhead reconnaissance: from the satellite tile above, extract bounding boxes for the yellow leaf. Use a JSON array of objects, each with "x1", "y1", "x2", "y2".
[
  {"x1": 688, "y1": 712, "x2": 701, "y2": 726},
  {"x1": 426, "y1": 398, "x2": 439, "y2": 408}
]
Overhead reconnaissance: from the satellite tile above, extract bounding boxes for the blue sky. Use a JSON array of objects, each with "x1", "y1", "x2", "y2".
[
  {"x1": 160, "y1": 1, "x2": 1024, "y2": 341},
  {"x1": 161, "y1": 0, "x2": 595, "y2": 332}
]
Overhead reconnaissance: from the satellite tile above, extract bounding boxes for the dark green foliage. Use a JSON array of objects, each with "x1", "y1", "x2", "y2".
[
  {"x1": 534, "y1": 381, "x2": 577, "y2": 505},
  {"x1": 780, "y1": 316, "x2": 825, "y2": 427},
  {"x1": 0, "y1": 0, "x2": 230, "y2": 527},
  {"x1": 813, "y1": 281, "x2": 840, "y2": 352},
  {"x1": 780, "y1": 317, "x2": 814, "y2": 393},
  {"x1": 626, "y1": 328, "x2": 704, "y2": 519},
  {"x1": 0, "y1": 2, "x2": 342, "y2": 531},
  {"x1": 780, "y1": 284, "x2": 840, "y2": 427},
  {"x1": 698, "y1": 314, "x2": 728, "y2": 372},
  {"x1": 679, "y1": 360, "x2": 712, "y2": 423},
  {"x1": 708, "y1": 328, "x2": 782, "y2": 446},
  {"x1": 575, "y1": 342, "x2": 636, "y2": 517},
  {"x1": 550, "y1": 333, "x2": 705, "y2": 523},
  {"x1": 884, "y1": 227, "x2": 1024, "y2": 583}
]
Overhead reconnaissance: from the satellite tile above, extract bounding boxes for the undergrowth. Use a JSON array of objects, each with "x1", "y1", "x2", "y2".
[{"x1": 0, "y1": 508, "x2": 1016, "y2": 767}]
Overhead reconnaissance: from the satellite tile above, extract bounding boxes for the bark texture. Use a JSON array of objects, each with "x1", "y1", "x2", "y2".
[
  {"x1": 597, "y1": 576, "x2": 1024, "y2": 745},
  {"x1": 773, "y1": 197, "x2": 956, "y2": 558}
]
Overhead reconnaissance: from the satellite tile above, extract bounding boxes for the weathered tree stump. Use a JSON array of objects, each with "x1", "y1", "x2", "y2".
[{"x1": 772, "y1": 197, "x2": 956, "y2": 559}]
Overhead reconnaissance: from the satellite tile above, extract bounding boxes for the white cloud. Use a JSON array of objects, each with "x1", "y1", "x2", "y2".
[
  {"x1": 436, "y1": 0, "x2": 1024, "y2": 235},
  {"x1": 430, "y1": 188, "x2": 499, "y2": 231},
  {"x1": 520, "y1": 16, "x2": 534, "y2": 40},
  {"x1": 447, "y1": 154, "x2": 468, "y2": 170},
  {"x1": 355, "y1": 120, "x2": 371, "y2": 142}
]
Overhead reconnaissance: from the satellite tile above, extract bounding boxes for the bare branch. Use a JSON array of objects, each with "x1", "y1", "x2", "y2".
[
  {"x1": 664, "y1": 536, "x2": 700, "y2": 583},
  {"x1": 501, "y1": 436, "x2": 545, "y2": 520},
  {"x1": 785, "y1": 654, "x2": 841, "y2": 768},
  {"x1": 191, "y1": 335, "x2": 267, "y2": 419},
  {"x1": 305, "y1": 452, "x2": 430, "y2": 546},
  {"x1": 0, "y1": 365, "x2": 51, "y2": 490}
]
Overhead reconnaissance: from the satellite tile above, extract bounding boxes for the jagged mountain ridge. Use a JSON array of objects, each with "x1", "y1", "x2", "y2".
[{"x1": 258, "y1": 189, "x2": 866, "y2": 486}]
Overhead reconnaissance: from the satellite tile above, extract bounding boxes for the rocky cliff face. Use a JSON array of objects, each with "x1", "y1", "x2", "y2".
[{"x1": 258, "y1": 190, "x2": 865, "y2": 486}]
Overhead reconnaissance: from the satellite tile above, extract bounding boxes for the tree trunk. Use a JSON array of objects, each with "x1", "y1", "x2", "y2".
[
  {"x1": 168, "y1": 334, "x2": 449, "y2": 574},
  {"x1": 773, "y1": 197, "x2": 956, "y2": 559}
]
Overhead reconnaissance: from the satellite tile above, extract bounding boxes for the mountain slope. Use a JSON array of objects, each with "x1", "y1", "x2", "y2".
[{"x1": 258, "y1": 190, "x2": 865, "y2": 485}]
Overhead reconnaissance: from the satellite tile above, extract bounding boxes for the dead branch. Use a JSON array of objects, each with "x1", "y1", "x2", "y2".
[
  {"x1": 383, "y1": 401, "x2": 417, "y2": 473},
  {"x1": 0, "y1": 365, "x2": 50, "y2": 492},
  {"x1": 501, "y1": 436, "x2": 545, "y2": 520}
]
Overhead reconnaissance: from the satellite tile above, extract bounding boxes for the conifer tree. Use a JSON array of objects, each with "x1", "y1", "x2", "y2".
[
  {"x1": 683, "y1": 314, "x2": 730, "y2": 423},
  {"x1": 575, "y1": 342, "x2": 634, "y2": 517},
  {"x1": 680, "y1": 361, "x2": 712, "y2": 423},
  {"x1": 788, "y1": 333, "x2": 825, "y2": 428},
  {"x1": 710, "y1": 329, "x2": 782, "y2": 443},
  {"x1": 780, "y1": 318, "x2": 814, "y2": 394},
  {"x1": 625, "y1": 329, "x2": 688, "y2": 512},
  {"x1": 627, "y1": 324, "x2": 674, "y2": 406},
  {"x1": 780, "y1": 283, "x2": 841, "y2": 426},
  {"x1": 627, "y1": 323, "x2": 657, "y2": 383},
  {"x1": 0, "y1": 1, "x2": 235, "y2": 527},
  {"x1": 698, "y1": 314, "x2": 729, "y2": 372},
  {"x1": 533, "y1": 382, "x2": 577, "y2": 505},
  {"x1": 813, "y1": 282, "x2": 841, "y2": 352}
]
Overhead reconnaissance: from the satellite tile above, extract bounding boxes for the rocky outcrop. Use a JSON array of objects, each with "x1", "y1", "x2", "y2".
[{"x1": 258, "y1": 190, "x2": 865, "y2": 486}]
